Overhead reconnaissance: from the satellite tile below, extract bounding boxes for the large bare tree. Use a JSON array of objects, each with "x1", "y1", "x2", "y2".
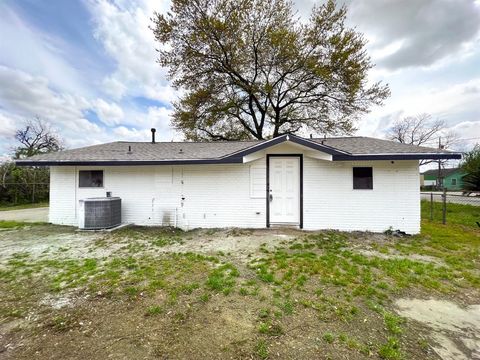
[
  {"x1": 0, "y1": 118, "x2": 63, "y2": 204},
  {"x1": 152, "y1": 0, "x2": 390, "y2": 141},
  {"x1": 14, "y1": 117, "x2": 63, "y2": 159},
  {"x1": 387, "y1": 113, "x2": 458, "y2": 165}
]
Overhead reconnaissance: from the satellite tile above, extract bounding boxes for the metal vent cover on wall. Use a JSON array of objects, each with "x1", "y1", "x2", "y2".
[{"x1": 79, "y1": 197, "x2": 121, "y2": 230}]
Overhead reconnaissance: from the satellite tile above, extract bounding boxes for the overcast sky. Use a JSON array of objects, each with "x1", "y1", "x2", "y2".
[{"x1": 1, "y1": 0, "x2": 480, "y2": 158}]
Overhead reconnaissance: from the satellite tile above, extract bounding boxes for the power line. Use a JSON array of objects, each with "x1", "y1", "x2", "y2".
[
  {"x1": 431, "y1": 137, "x2": 480, "y2": 143},
  {"x1": 416, "y1": 136, "x2": 480, "y2": 147},
  {"x1": 450, "y1": 137, "x2": 480, "y2": 142}
]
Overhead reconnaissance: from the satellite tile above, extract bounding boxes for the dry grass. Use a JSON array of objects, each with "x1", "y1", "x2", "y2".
[{"x1": 0, "y1": 212, "x2": 478, "y2": 359}]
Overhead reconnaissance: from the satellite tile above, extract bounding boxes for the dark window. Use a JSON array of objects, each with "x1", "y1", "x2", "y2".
[
  {"x1": 353, "y1": 167, "x2": 373, "y2": 190},
  {"x1": 451, "y1": 178, "x2": 457, "y2": 186},
  {"x1": 79, "y1": 170, "x2": 104, "y2": 188}
]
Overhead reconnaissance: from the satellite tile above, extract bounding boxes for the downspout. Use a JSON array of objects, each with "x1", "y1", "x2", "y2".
[{"x1": 74, "y1": 166, "x2": 78, "y2": 220}]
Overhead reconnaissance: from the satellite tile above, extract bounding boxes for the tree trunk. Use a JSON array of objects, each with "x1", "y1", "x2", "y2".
[{"x1": 32, "y1": 172, "x2": 36, "y2": 204}]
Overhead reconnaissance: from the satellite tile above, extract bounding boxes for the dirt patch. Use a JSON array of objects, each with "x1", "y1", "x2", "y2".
[
  {"x1": 39, "y1": 292, "x2": 83, "y2": 310},
  {"x1": 395, "y1": 298, "x2": 480, "y2": 360},
  {"x1": 0, "y1": 225, "x2": 116, "y2": 264},
  {"x1": 156, "y1": 228, "x2": 298, "y2": 260},
  {"x1": 356, "y1": 249, "x2": 445, "y2": 265}
]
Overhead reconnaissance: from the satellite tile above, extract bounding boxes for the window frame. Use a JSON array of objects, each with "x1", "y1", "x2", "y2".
[
  {"x1": 352, "y1": 167, "x2": 373, "y2": 190},
  {"x1": 78, "y1": 170, "x2": 104, "y2": 188},
  {"x1": 451, "y1": 178, "x2": 457, "y2": 186}
]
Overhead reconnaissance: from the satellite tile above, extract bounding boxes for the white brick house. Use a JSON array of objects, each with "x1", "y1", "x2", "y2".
[{"x1": 17, "y1": 133, "x2": 461, "y2": 234}]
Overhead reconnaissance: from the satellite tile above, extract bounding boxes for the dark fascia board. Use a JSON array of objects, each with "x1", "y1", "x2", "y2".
[{"x1": 332, "y1": 153, "x2": 462, "y2": 161}]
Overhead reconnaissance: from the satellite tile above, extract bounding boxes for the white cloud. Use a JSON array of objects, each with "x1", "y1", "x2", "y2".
[
  {"x1": 0, "y1": 0, "x2": 479, "y2": 157},
  {"x1": 0, "y1": 66, "x2": 90, "y2": 122},
  {"x1": 87, "y1": 0, "x2": 177, "y2": 103},
  {"x1": 113, "y1": 126, "x2": 151, "y2": 141},
  {"x1": 0, "y1": 65, "x2": 109, "y2": 152},
  {"x1": 0, "y1": 3, "x2": 91, "y2": 96},
  {"x1": 119, "y1": 105, "x2": 178, "y2": 141},
  {"x1": 108, "y1": 104, "x2": 183, "y2": 143},
  {"x1": 144, "y1": 106, "x2": 172, "y2": 129},
  {"x1": 356, "y1": 77, "x2": 480, "y2": 148},
  {"x1": 94, "y1": 98, "x2": 124, "y2": 126},
  {"x1": 449, "y1": 121, "x2": 480, "y2": 148},
  {"x1": 0, "y1": 112, "x2": 18, "y2": 138},
  {"x1": 384, "y1": 78, "x2": 480, "y2": 119},
  {"x1": 346, "y1": 0, "x2": 480, "y2": 70},
  {"x1": 102, "y1": 76, "x2": 128, "y2": 99}
]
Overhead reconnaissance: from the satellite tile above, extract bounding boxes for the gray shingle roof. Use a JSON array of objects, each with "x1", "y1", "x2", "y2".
[
  {"x1": 16, "y1": 134, "x2": 461, "y2": 166},
  {"x1": 311, "y1": 137, "x2": 448, "y2": 155},
  {"x1": 20, "y1": 140, "x2": 261, "y2": 162}
]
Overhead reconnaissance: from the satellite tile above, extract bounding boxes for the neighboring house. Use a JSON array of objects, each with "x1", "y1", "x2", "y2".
[
  {"x1": 421, "y1": 168, "x2": 466, "y2": 191},
  {"x1": 17, "y1": 132, "x2": 461, "y2": 234}
]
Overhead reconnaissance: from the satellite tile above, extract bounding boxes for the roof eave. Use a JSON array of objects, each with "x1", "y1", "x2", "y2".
[{"x1": 332, "y1": 153, "x2": 462, "y2": 161}]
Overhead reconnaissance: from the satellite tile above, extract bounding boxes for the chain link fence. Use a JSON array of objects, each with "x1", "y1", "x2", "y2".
[{"x1": 421, "y1": 190, "x2": 480, "y2": 225}]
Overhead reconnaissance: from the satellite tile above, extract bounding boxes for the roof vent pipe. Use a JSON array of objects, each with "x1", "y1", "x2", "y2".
[{"x1": 151, "y1": 128, "x2": 156, "y2": 143}]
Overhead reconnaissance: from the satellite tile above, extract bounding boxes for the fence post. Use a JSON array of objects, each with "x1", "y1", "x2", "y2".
[
  {"x1": 442, "y1": 188, "x2": 447, "y2": 225},
  {"x1": 430, "y1": 192, "x2": 433, "y2": 221}
]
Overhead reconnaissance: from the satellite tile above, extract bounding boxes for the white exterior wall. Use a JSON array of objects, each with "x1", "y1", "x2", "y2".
[
  {"x1": 49, "y1": 166, "x2": 77, "y2": 225},
  {"x1": 49, "y1": 144, "x2": 420, "y2": 233},
  {"x1": 49, "y1": 164, "x2": 266, "y2": 229},
  {"x1": 302, "y1": 158, "x2": 420, "y2": 233}
]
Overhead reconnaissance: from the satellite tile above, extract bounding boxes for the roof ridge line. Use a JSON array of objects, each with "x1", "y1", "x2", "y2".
[
  {"x1": 311, "y1": 136, "x2": 365, "y2": 139},
  {"x1": 115, "y1": 140, "x2": 263, "y2": 144}
]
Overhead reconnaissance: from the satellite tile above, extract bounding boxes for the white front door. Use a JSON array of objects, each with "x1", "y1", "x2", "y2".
[{"x1": 269, "y1": 157, "x2": 300, "y2": 224}]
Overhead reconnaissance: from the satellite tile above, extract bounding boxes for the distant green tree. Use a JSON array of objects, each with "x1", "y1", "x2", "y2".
[
  {"x1": 0, "y1": 161, "x2": 51, "y2": 205},
  {"x1": 152, "y1": 0, "x2": 389, "y2": 140},
  {"x1": 461, "y1": 145, "x2": 480, "y2": 191}
]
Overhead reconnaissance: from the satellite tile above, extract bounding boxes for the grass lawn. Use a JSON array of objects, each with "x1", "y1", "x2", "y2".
[
  {"x1": 421, "y1": 199, "x2": 480, "y2": 228},
  {"x1": 0, "y1": 220, "x2": 34, "y2": 228},
  {"x1": 0, "y1": 202, "x2": 49, "y2": 211},
  {"x1": 0, "y1": 206, "x2": 478, "y2": 359},
  {"x1": 0, "y1": 220, "x2": 47, "y2": 228}
]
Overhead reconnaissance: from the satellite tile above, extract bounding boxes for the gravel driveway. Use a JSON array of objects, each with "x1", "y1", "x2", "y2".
[{"x1": 0, "y1": 207, "x2": 49, "y2": 222}]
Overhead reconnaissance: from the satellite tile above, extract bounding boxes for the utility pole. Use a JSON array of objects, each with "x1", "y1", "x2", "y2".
[
  {"x1": 437, "y1": 137, "x2": 447, "y2": 224},
  {"x1": 437, "y1": 137, "x2": 442, "y2": 190}
]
